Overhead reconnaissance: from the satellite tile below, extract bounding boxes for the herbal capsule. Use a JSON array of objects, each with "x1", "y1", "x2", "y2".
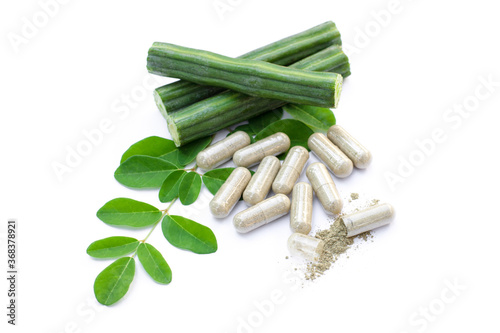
[
  {"x1": 209, "y1": 167, "x2": 251, "y2": 218},
  {"x1": 243, "y1": 156, "x2": 281, "y2": 206},
  {"x1": 287, "y1": 233, "x2": 325, "y2": 261},
  {"x1": 290, "y1": 182, "x2": 313, "y2": 234},
  {"x1": 307, "y1": 133, "x2": 353, "y2": 178},
  {"x1": 342, "y1": 203, "x2": 394, "y2": 237},
  {"x1": 233, "y1": 132, "x2": 291, "y2": 168},
  {"x1": 233, "y1": 194, "x2": 291, "y2": 233},
  {"x1": 327, "y1": 125, "x2": 372, "y2": 169},
  {"x1": 306, "y1": 162, "x2": 343, "y2": 215},
  {"x1": 196, "y1": 131, "x2": 251, "y2": 171},
  {"x1": 272, "y1": 146, "x2": 309, "y2": 195}
]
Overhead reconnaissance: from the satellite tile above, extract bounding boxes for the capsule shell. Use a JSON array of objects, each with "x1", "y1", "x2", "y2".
[
  {"x1": 233, "y1": 194, "x2": 291, "y2": 233},
  {"x1": 308, "y1": 133, "x2": 353, "y2": 178},
  {"x1": 209, "y1": 167, "x2": 251, "y2": 218},
  {"x1": 327, "y1": 125, "x2": 372, "y2": 169},
  {"x1": 196, "y1": 131, "x2": 251, "y2": 171},
  {"x1": 306, "y1": 162, "x2": 343, "y2": 215},
  {"x1": 287, "y1": 233, "x2": 325, "y2": 261},
  {"x1": 243, "y1": 156, "x2": 281, "y2": 205},
  {"x1": 342, "y1": 203, "x2": 394, "y2": 237},
  {"x1": 290, "y1": 182, "x2": 313, "y2": 234},
  {"x1": 272, "y1": 146, "x2": 309, "y2": 195},
  {"x1": 233, "y1": 132, "x2": 291, "y2": 168}
]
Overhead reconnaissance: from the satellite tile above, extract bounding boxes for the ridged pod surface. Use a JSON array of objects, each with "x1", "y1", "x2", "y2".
[
  {"x1": 154, "y1": 21, "x2": 342, "y2": 116},
  {"x1": 148, "y1": 43, "x2": 343, "y2": 108},
  {"x1": 164, "y1": 45, "x2": 350, "y2": 146}
]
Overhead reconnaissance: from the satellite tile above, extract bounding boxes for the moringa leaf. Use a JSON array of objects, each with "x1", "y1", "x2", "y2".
[
  {"x1": 94, "y1": 257, "x2": 135, "y2": 305},
  {"x1": 248, "y1": 108, "x2": 283, "y2": 134},
  {"x1": 114, "y1": 156, "x2": 178, "y2": 188},
  {"x1": 96, "y1": 198, "x2": 162, "y2": 228},
  {"x1": 227, "y1": 124, "x2": 256, "y2": 139},
  {"x1": 176, "y1": 136, "x2": 212, "y2": 166},
  {"x1": 202, "y1": 168, "x2": 254, "y2": 198},
  {"x1": 158, "y1": 170, "x2": 186, "y2": 203},
  {"x1": 120, "y1": 136, "x2": 177, "y2": 164},
  {"x1": 162, "y1": 215, "x2": 217, "y2": 254},
  {"x1": 178, "y1": 172, "x2": 202, "y2": 205},
  {"x1": 202, "y1": 168, "x2": 235, "y2": 195},
  {"x1": 137, "y1": 243, "x2": 172, "y2": 284},
  {"x1": 158, "y1": 150, "x2": 183, "y2": 168},
  {"x1": 282, "y1": 104, "x2": 335, "y2": 132},
  {"x1": 87, "y1": 237, "x2": 140, "y2": 258},
  {"x1": 254, "y1": 119, "x2": 314, "y2": 158}
]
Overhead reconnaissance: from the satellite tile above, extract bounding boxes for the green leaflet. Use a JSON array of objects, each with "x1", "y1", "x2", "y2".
[
  {"x1": 96, "y1": 198, "x2": 162, "y2": 228},
  {"x1": 202, "y1": 168, "x2": 235, "y2": 195},
  {"x1": 227, "y1": 124, "x2": 256, "y2": 142},
  {"x1": 178, "y1": 172, "x2": 202, "y2": 205},
  {"x1": 176, "y1": 136, "x2": 212, "y2": 166},
  {"x1": 120, "y1": 136, "x2": 177, "y2": 164},
  {"x1": 202, "y1": 168, "x2": 254, "y2": 198},
  {"x1": 94, "y1": 257, "x2": 135, "y2": 305},
  {"x1": 255, "y1": 119, "x2": 314, "y2": 158},
  {"x1": 282, "y1": 104, "x2": 335, "y2": 132},
  {"x1": 87, "y1": 237, "x2": 140, "y2": 258},
  {"x1": 137, "y1": 243, "x2": 172, "y2": 284},
  {"x1": 227, "y1": 109, "x2": 284, "y2": 142},
  {"x1": 114, "y1": 155, "x2": 178, "y2": 188},
  {"x1": 160, "y1": 150, "x2": 183, "y2": 168},
  {"x1": 162, "y1": 215, "x2": 217, "y2": 254},
  {"x1": 159, "y1": 170, "x2": 186, "y2": 203},
  {"x1": 248, "y1": 108, "x2": 283, "y2": 133}
]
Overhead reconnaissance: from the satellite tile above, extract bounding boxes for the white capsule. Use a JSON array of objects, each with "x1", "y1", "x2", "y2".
[
  {"x1": 342, "y1": 203, "x2": 394, "y2": 237},
  {"x1": 306, "y1": 162, "x2": 343, "y2": 215},
  {"x1": 272, "y1": 146, "x2": 309, "y2": 195},
  {"x1": 233, "y1": 132, "x2": 291, "y2": 168},
  {"x1": 233, "y1": 194, "x2": 291, "y2": 233},
  {"x1": 243, "y1": 156, "x2": 281, "y2": 206},
  {"x1": 307, "y1": 133, "x2": 353, "y2": 178},
  {"x1": 209, "y1": 167, "x2": 251, "y2": 218},
  {"x1": 196, "y1": 131, "x2": 251, "y2": 171},
  {"x1": 287, "y1": 233, "x2": 325, "y2": 261},
  {"x1": 290, "y1": 182, "x2": 313, "y2": 234},
  {"x1": 327, "y1": 125, "x2": 372, "y2": 169}
]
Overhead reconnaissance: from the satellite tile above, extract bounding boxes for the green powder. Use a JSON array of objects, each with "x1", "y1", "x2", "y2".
[{"x1": 305, "y1": 217, "x2": 372, "y2": 280}]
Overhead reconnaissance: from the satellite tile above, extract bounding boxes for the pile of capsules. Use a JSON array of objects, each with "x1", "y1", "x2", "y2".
[{"x1": 196, "y1": 125, "x2": 395, "y2": 261}]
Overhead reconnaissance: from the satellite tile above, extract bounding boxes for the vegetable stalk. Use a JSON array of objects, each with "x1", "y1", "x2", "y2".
[
  {"x1": 154, "y1": 21, "x2": 341, "y2": 116},
  {"x1": 147, "y1": 42, "x2": 343, "y2": 108},
  {"x1": 167, "y1": 45, "x2": 350, "y2": 146}
]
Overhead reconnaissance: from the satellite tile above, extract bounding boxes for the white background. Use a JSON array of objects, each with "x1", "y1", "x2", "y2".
[{"x1": 1, "y1": 0, "x2": 499, "y2": 332}]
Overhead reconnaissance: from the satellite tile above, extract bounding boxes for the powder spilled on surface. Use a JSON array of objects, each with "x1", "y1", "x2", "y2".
[{"x1": 305, "y1": 217, "x2": 373, "y2": 281}]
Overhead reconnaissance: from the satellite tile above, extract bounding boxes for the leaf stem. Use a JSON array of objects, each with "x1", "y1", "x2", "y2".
[
  {"x1": 186, "y1": 163, "x2": 198, "y2": 172},
  {"x1": 161, "y1": 198, "x2": 178, "y2": 214},
  {"x1": 140, "y1": 198, "x2": 178, "y2": 244}
]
